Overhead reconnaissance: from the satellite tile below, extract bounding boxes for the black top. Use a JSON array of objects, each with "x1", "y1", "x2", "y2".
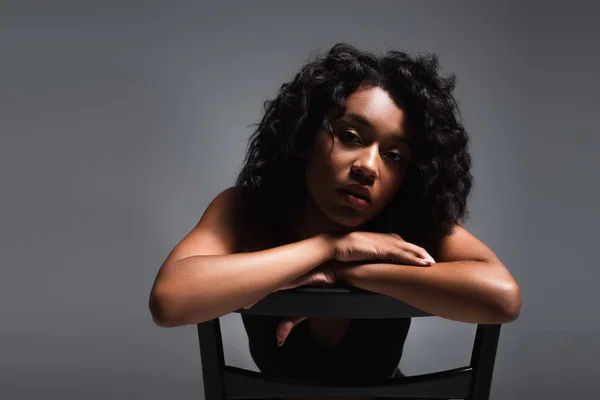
[{"x1": 242, "y1": 313, "x2": 411, "y2": 383}]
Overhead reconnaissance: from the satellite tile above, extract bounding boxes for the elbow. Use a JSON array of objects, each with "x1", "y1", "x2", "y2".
[
  {"x1": 494, "y1": 282, "x2": 522, "y2": 323},
  {"x1": 149, "y1": 285, "x2": 188, "y2": 328},
  {"x1": 149, "y1": 290, "x2": 176, "y2": 328},
  {"x1": 149, "y1": 283, "x2": 216, "y2": 327}
]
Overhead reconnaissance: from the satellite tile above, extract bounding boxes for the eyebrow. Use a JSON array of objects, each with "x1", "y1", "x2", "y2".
[{"x1": 344, "y1": 113, "x2": 411, "y2": 145}]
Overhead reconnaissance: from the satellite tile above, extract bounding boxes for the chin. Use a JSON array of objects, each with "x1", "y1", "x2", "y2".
[
  {"x1": 313, "y1": 195, "x2": 377, "y2": 230},
  {"x1": 326, "y1": 212, "x2": 370, "y2": 230}
]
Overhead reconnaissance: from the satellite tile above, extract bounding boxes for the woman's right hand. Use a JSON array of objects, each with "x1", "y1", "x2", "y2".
[{"x1": 330, "y1": 231, "x2": 435, "y2": 266}]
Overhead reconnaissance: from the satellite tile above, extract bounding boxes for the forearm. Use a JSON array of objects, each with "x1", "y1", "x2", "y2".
[
  {"x1": 150, "y1": 234, "x2": 334, "y2": 327},
  {"x1": 336, "y1": 260, "x2": 521, "y2": 324}
]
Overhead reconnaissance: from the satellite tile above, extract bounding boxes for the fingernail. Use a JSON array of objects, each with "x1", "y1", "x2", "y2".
[{"x1": 277, "y1": 339, "x2": 284, "y2": 347}]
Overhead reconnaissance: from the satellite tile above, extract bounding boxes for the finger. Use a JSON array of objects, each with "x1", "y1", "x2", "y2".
[
  {"x1": 279, "y1": 280, "x2": 302, "y2": 290},
  {"x1": 276, "y1": 316, "x2": 307, "y2": 346},
  {"x1": 278, "y1": 269, "x2": 338, "y2": 292},
  {"x1": 389, "y1": 234, "x2": 431, "y2": 258},
  {"x1": 387, "y1": 248, "x2": 433, "y2": 266},
  {"x1": 295, "y1": 271, "x2": 336, "y2": 287},
  {"x1": 390, "y1": 233, "x2": 404, "y2": 241},
  {"x1": 242, "y1": 301, "x2": 258, "y2": 309},
  {"x1": 396, "y1": 241, "x2": 435, "y2": 264},
  {"x1": 314, "y1": 270, "x2": 337, "y2": 285},
  {"x1": 301, "y1": 272, "x2": 323, "y2": 286},
  {"x1": 279, "y1": 272, "x2": 315, "y2": 290},
  {"x1": 280, "y1": 276, "x2": 315, "y2": 291}
]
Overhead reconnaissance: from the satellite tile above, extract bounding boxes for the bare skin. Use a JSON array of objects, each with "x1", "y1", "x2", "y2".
[
  {"x1": 238, "y1": 199, "x2": 400, "y2": 400},
  {"x1": 149, "y1": 86, "x2": 520, "y2": 400}
]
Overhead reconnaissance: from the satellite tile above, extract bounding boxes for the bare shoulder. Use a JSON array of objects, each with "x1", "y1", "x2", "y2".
[{"x1": 161, "y1": 186, "x2": 256, "y2": 265}]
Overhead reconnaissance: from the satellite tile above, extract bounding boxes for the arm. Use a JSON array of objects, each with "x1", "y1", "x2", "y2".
[
  {"x1": 333, "y1": 224, "x2": 521, "y2": 324},
  {"x1": 149, "y1": 187, "x2": 334, "y2": 327}
]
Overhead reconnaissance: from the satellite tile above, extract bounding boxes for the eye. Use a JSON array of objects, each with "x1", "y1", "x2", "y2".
[
  {"x1": 386, "y1": 151, "x2": 405, "y2": 163},
  {"x1": 338, "y1": 129, "x2": 361, "y2": 143}
]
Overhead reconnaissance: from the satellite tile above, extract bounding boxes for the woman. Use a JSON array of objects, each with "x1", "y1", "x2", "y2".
[{"x1": 149, "y1": 43, "x2": 521, "y2": 390}]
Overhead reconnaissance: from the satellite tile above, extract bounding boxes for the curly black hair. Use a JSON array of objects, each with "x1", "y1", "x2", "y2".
[{"x1": 235, "y1": 43, "x2": 473, "y2": 252}]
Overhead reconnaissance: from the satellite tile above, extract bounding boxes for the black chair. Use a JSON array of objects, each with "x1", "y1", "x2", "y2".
[{"x1": 197, "y1": 285, "x2": 502, "y2": 400}]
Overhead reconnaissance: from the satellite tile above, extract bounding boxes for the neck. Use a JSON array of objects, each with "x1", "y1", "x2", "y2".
[{"x1": 285, "y1": 193, "x2": 351, "y2": 242}]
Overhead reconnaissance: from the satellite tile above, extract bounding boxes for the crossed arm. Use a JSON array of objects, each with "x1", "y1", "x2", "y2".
[{"x1": 284, "y1": 224, "x2": 521, "y2": 324}]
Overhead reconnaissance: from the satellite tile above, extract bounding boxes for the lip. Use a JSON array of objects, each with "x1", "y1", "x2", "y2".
[
  {"x1": 339, "y1": 183, "x2": 372, "y2": 203},
  {"x1": 339, "y1": 191, "x2": 370, "y2": 209}
]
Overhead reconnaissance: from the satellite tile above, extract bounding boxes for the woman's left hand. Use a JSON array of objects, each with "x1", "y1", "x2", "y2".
[
  {"x1": 274, "y1": 265, "x2": 340, "y2": 346},
  {"x1": 241, "y1": 263, "x2": 342, "y2": 346},
  {"x1": 241, "y1": 263, "x2": 340, "y2": 308}
]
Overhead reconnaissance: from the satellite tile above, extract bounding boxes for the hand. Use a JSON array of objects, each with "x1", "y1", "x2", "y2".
[
  {"x1": 278, "y1": 264, "x2": 337, "y2": 290},
  {"x1": 331, "y1": 231, "x2": 435, "y2": 266},
  {"x1": 274, "y1": 265, "x2": 339, "y2": 346},
  {"x1": 241, "y1": 265, "x2": 338, "y2": 310}
]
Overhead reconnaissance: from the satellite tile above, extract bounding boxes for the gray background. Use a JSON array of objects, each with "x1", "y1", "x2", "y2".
[{"x1": 1, "y1": 1, "x2": 598, "y2": 399}]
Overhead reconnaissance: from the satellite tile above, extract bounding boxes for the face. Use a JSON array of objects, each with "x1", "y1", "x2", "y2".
[{"x1": 303, "y1": 85, "x2": 413, "y2": 229}]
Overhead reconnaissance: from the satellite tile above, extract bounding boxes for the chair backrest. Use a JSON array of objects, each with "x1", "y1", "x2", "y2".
[{"x1": 197, "y1": 286, "x2": 502, "y2": 400}]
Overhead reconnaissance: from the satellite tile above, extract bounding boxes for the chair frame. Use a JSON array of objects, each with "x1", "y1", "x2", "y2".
[{"x1": 197, "y1": 286, "x2": 501, "y2": 400}]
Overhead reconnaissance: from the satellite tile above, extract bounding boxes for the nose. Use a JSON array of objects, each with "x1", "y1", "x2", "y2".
[{"x1": 350, "y1": 145, "x2": 379, "y2": 183}]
